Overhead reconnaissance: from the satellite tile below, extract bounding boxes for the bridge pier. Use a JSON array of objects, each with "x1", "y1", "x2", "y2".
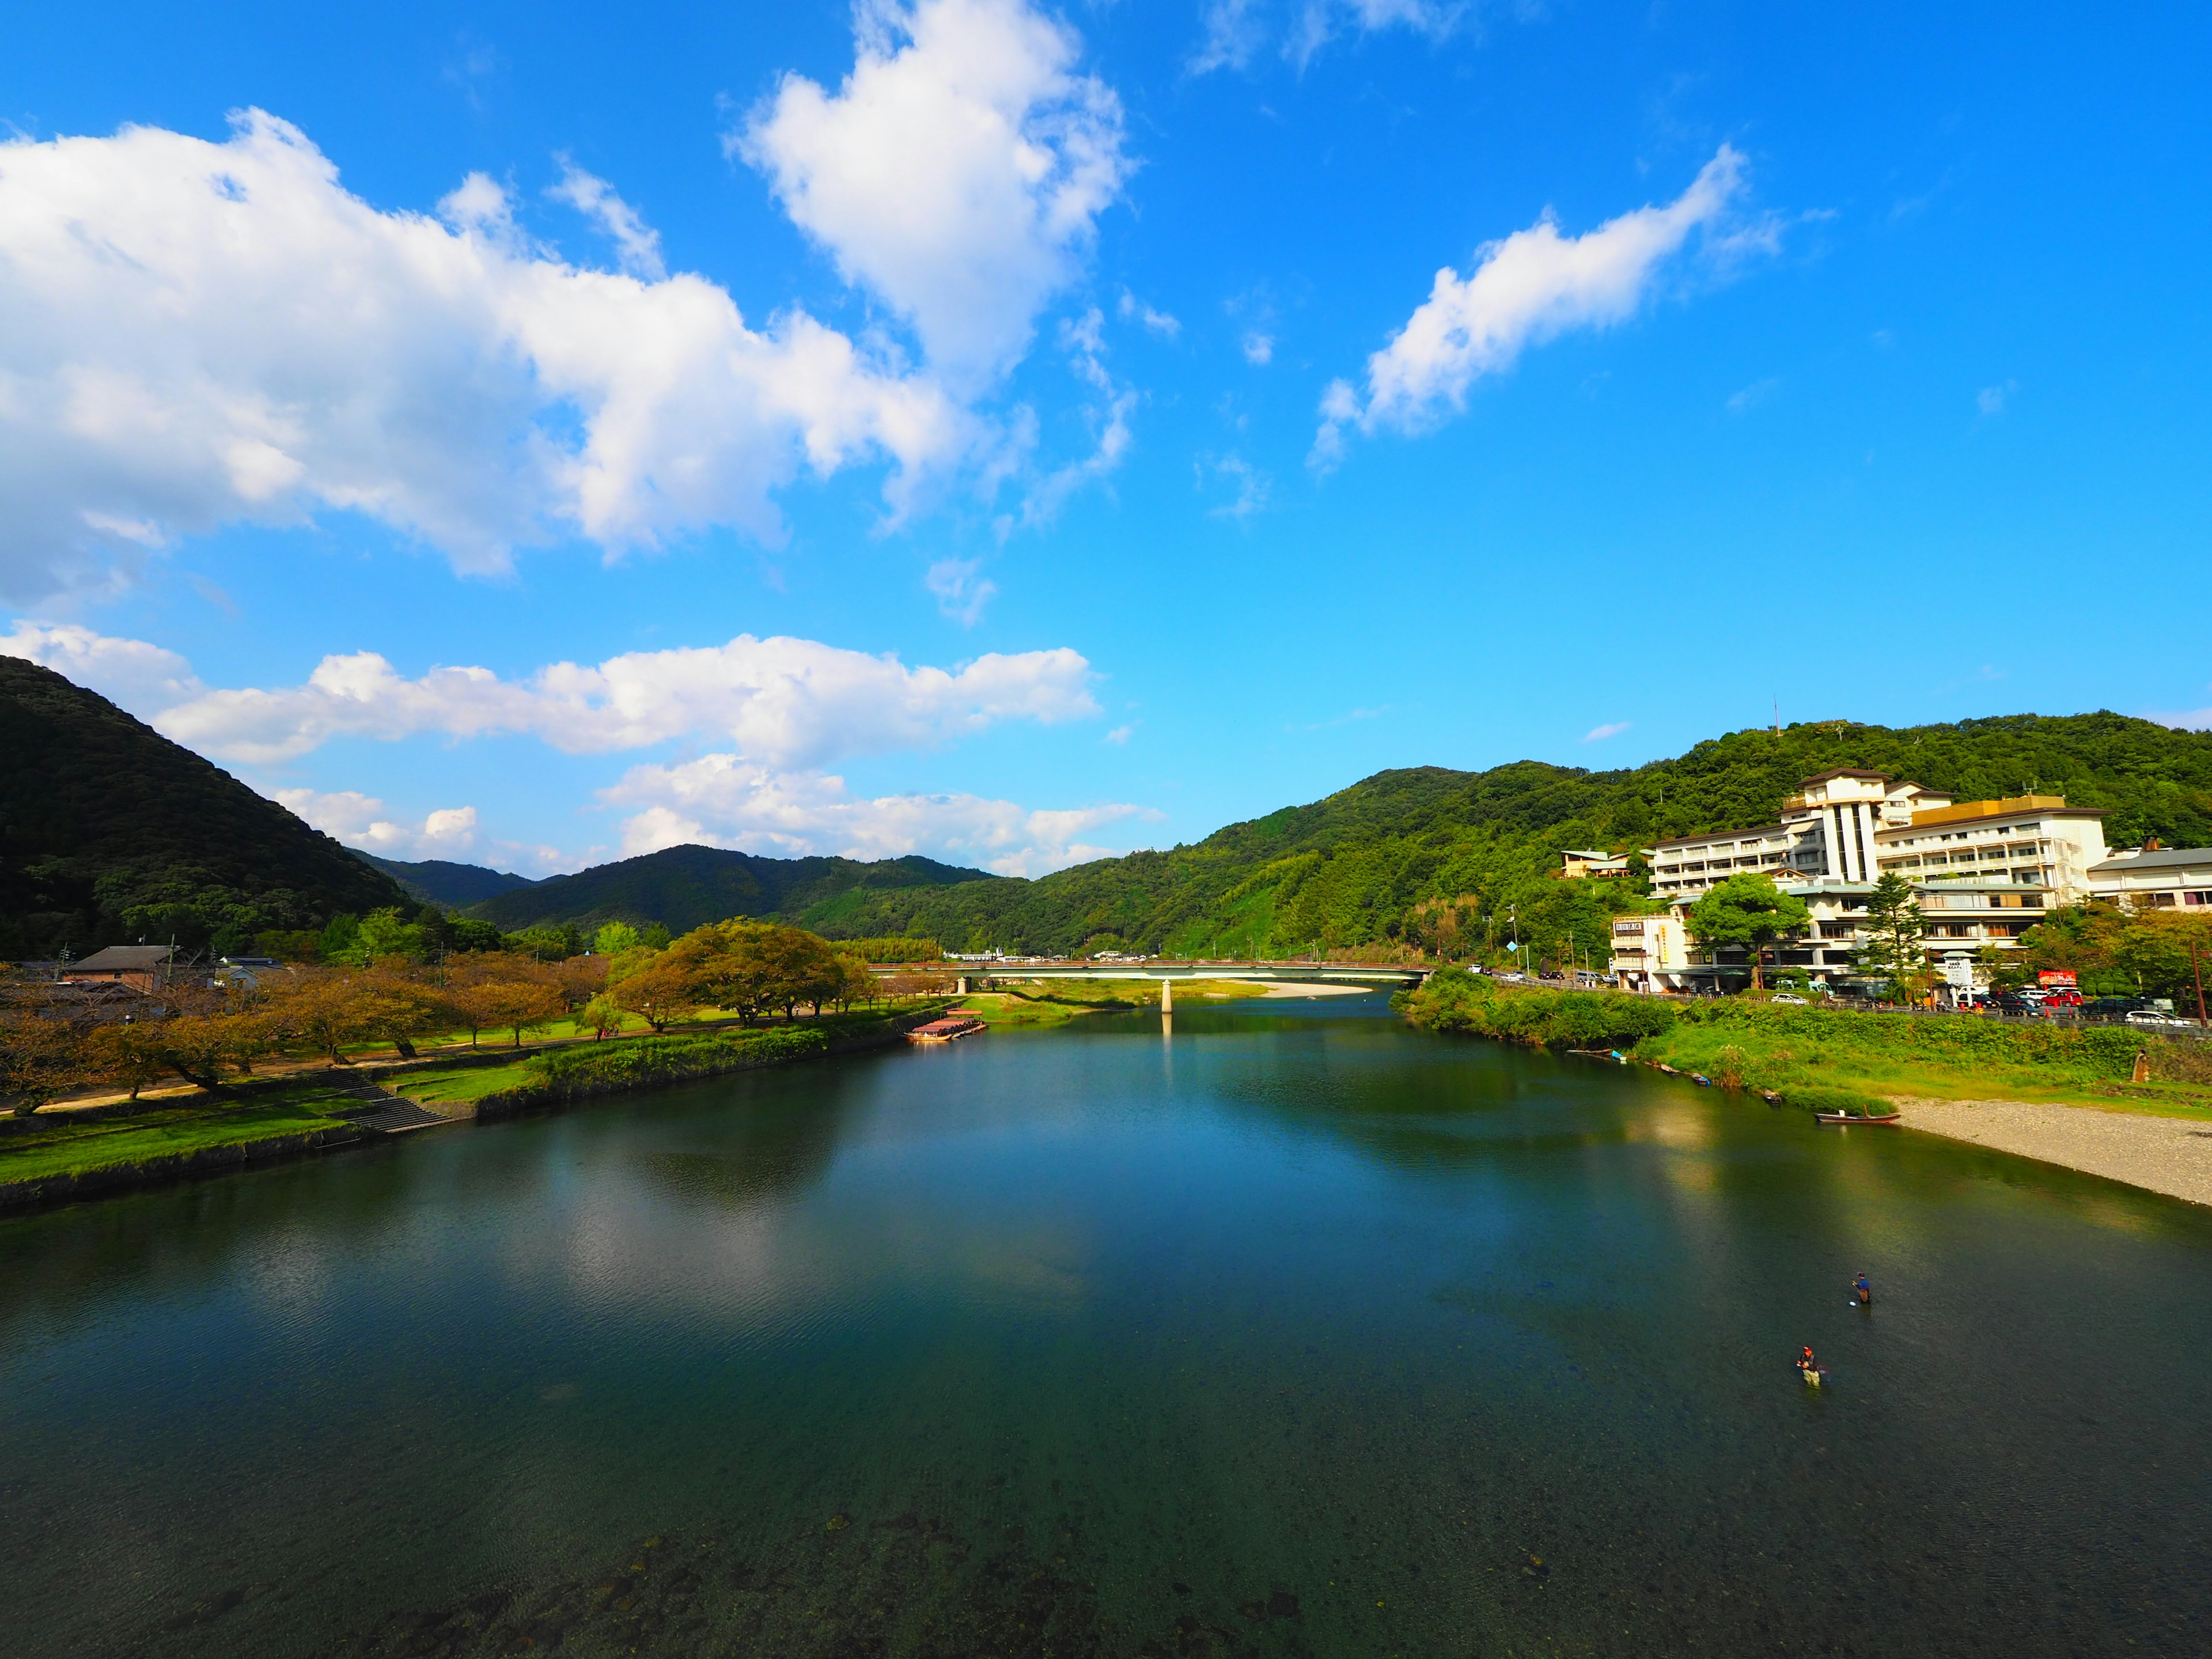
[{"x1": 1160, "y1": 978, "x2": 1173, "y2": 1013}]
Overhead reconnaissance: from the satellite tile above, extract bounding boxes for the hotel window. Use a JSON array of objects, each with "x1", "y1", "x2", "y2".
[{"x1": 2187, "y1": 892, "x2": 2209, "y2": 906}]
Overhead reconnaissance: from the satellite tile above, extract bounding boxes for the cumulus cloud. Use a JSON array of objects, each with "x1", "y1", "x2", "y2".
[
  {"x1": 272, "y1": 789, "x2": 483, "y2": 862},
  {"x1": 0, "y1": 619, "x2": 207, "y2": 714},
  {"x1": 1240, "y1": 331, "x2": 1275, "y2": 366},
  {"x1": 0, "y1": 109, "x2": 969, "y2": 601},
  {"x1": 738, "y1": 0, "x2": 1131, "y2": 389},
  {"x1": 1582, "y1": 720, "x2": 1631, "y2": 743},
  {"x1": 1313, "y1": 146, "x2": 1751, "y2": 467},
  {"x1": 1978, "y1": 380, "x2": 2016, "y2": 416},
  {"x1": 151, "y1": 632, "x2": 1099, "y2": 766},
  {"x1": 603, "y1": 754, "x2": 1149, "y2": 876}
]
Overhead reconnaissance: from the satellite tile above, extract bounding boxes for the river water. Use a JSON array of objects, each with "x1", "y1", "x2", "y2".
[{"x1": 4, "y1": 995, "x2": 2208, "y2": 1657}]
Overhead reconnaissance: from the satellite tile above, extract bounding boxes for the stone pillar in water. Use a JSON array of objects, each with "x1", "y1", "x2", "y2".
[{"x1": 1160, "y1": 978, "x2": 1173, "y2": 1013}]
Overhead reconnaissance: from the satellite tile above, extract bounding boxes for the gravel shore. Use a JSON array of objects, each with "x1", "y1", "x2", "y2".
[{"x1": 1892, "y1": 1096, "x2": 2212, "y2": 1207}]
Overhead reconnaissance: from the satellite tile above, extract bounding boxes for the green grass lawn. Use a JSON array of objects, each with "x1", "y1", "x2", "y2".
[{"x1": 0, "y1": 1095, "x2": 355, "y2": 1183}]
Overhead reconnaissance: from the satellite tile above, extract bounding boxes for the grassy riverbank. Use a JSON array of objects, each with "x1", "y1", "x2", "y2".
[
  {"x1": 1, "y1": 1006, "x2": 943, "y2": 1207},
  {"x1": 1396, "y1": 970, "x2": 2212, "y2": 1116}
]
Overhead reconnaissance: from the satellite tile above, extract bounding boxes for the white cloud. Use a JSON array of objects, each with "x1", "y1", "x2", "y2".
[
  {"x1": 1240, "y1": 331, "x2": 1275, "y2": 366},
  {"x1": 738, "y1": 0, "x2": 1131, "y2": 389},
  {"x1": 1287, "y1": 1, "x2": 1463, "y2": 71},
  {"x1": 547, "y1": 157, "x2": 666, "y2": 280},
  {"x1": 1200, "y1": 454, "x2": 1271, "y2": 521},
  {"x1": 2150, "y1": 706, "x2": 2212, "y2": 732},
  {"x1": 152, "y1": 632, "x2": 1099, "y2": 766},
  {"x1": 1978, "y1": 380, "x2": 2016, "y2": 416},
  {"x1": 1193, "y1": 0, "x2": 1467, "y2": 76},
  {"x1": 1017, "y1": 307, "x2": 1136, "y2": 529},
  {"x1": 0, "y1": 109, "x2": 969, "y2": 601},
  {"x1": 602, "y1": 753, "x2": 1149, "y2": 876},
  {"x1": 1314, "y1": 146, "x2": 1751, "y2": 467},
  {"x1": 1190, "y1": 0, "x2": 1270, "y2": 74},
  {"x1": 925, "y1": 556, "x2": 998, "y2": 626},
  {"x1": 1582, "y1": 720, "x2": 1631, "y2": 743},
  {"x1": 1726, "y1": 377, "x2": 1778, "y2": 414},
  {"x1": 272, "y1": 789, "x2": 483, "y2": 862},
  {"x1": 1118, "y1": 289, "x2": 1181, "y2": 338},
  {"x1": 1102, "y1": 724, "x2": 1134, "y2": 745},
  {"x1": 0, "y1": 619, "x2": 207, "y2": 713}
]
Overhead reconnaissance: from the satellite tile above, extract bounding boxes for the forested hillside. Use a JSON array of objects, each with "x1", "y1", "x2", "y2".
[
  {"x1": 0, "y1": 658, "x2": 413, "y2": 958},
  {"x1": 805, "y1": 713, "x2": 2212, "y2": 961},
  {"x1": 467, "y1": 843, "x2": 998, "y2": 935},
  {"x1": 363, "y1": 855, "x2": 537, "y2": 909}
]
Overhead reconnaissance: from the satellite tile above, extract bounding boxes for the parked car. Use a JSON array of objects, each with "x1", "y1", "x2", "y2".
[
  {"x1": 2126, "y1": 1009, "x2": 2195, "y2": 1029},
  {"x1": 2084, "y1": 996, "x2": 2150, "y2": 1018},
  {"x1": 1771, "y1": 994, "x2": 1809, "y2": 1005}
]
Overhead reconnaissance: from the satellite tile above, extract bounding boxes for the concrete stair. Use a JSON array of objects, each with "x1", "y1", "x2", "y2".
[{"x1": 324, "y1": 1078, "x2": 452, "y2": 1134}]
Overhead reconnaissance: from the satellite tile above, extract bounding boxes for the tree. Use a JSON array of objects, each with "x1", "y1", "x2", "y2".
[
  {"x1": 452, "y1": 979, "x2": 566, "y2": 1048},
  {"x1": 1687, "y1": 873, "x2": 1811, "y2": 992},
  {"x1": 833, "y1": 954, "x2": 877, "y2": 1011},
  {"x1": 1854, "y1": 873, "x2": 1928, "y2": 1000},
  {"x1": 605, "y1": 954, "x2": 699, "y2": 1032},
  {"x1": 263, "y1": 974, "x2": 374, "y2": 1064},
  {"x1": 593, "y1": 921, "x2": 641, "y2": 956},
  {"x1": 349, "y1": 969, "x2": 453, "y2": 1059},
  {"x1": 0, "y1": 1010, "x2": 88, "y2": 1114}
]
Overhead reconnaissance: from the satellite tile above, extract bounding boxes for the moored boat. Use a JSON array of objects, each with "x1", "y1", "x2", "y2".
[{"x1": 1812, "y1": 1111, "x2": 1900, "y2": 1126}]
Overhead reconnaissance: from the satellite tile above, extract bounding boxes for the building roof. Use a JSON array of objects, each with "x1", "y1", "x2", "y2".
[
  {"x1": 1798, "y1": 767, "x2": 1892, "y2": 785},
  {"x1": 70, "y1": 945, "x2": 176, "y2": 971},
  {"x1": 1900, "y1": 795, "x2": 2102, "y2": 830},
  {"x1": 1646, "y1": 823, "x2": 1789, "y2": 851},
  {"x1": 2089, "y1": 846, "x2": 2212, "y2": 874}
]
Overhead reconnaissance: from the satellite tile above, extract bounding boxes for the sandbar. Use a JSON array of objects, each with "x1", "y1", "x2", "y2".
[{"x1": 1892, "y1": 1096, "x2": 2212, "y2": 1208}]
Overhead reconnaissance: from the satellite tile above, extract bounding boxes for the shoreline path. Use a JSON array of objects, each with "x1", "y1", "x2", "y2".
[{"x1": 1894, "y1": 1097, "x2": 2212, "y2": 1208}]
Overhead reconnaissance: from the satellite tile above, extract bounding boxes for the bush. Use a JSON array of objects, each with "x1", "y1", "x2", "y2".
[{"x1": 1396, "y1": 969, "x2": 1677, "y2": 1048}]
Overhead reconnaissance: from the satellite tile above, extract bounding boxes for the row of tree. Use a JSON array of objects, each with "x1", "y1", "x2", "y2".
[{"x1": 1, "y1": 919, "x2": 901, "y2": 1115}]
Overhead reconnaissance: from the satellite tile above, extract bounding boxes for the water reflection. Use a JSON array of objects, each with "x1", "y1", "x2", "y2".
[{"x1": 4, "y1": 1008, "x2": 2210, "y2": 1658}]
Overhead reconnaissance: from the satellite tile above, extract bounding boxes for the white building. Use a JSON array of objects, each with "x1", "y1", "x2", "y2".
[
  {"x1": 1623, "y1": 770, "x2": 2114, "y2": 994},
  {"x1": 1646, "y1": 770, "x2": 1952, "y2": 900},
  {"x1": 2085, "y1": 844, "x2": 2212, "y2": 910},
  {"x1": 1872, "y1": 794, "x2": 2110, "y2": 905},
  {"x1": 1608, "y1": 913, "x2": 1690, "y2": 992}
]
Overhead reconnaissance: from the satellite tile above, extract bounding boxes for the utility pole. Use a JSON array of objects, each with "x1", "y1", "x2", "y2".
[{"x1": 2194, "y1": 941, "x2": 2207, "y2": 1029}]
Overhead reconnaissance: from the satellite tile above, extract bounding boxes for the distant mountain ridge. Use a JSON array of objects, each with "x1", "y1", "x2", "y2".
[
  {"x1": 0, "y1": 656, "x2": 413, "y2": 958},
  {"x1": 361, "y1": 854, "x2": 538, "y2": 909},
  {"x1": 463, "y1": 843, "x2": 998, "y2": 935}
]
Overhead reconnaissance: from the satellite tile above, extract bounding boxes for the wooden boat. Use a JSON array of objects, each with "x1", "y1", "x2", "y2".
[
  {"x1": 1812, "y1": 1111, "x2": 1900, "y2": 1126},
  {"x1": 1690, "y1": 1073, "x2": 1714, "y2": 1087},
  {"x1": 908, "y1": 1016, "x2": 987, "y2": 1044}
]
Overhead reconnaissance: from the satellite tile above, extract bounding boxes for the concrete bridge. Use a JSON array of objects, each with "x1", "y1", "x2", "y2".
[{"x1": 869, "y1": 959, "x2": 1434, "y2": 995}]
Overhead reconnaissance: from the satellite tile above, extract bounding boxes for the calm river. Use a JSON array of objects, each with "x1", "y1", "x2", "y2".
[{"x1": 5, "y1": 995, "x2": 2209, "y2": 1657}]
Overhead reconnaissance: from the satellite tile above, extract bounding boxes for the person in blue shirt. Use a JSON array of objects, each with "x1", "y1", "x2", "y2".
[{"x1": 1853, "y1": 1273, "x2": 1872, "y2": 1307}]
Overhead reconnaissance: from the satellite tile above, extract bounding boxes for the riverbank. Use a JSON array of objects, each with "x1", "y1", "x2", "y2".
[
  {"x1": 1895, "y1": 1096, "x2": 2212, "y2": 1207},
  {"x1": 0, "y1": 1006, "x2": 942, "y2": 1213}
]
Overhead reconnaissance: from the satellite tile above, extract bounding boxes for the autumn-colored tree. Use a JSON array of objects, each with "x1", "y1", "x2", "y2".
[
  {"x1": 604, "y1": 953, "x2": 699, "y2": 1032},
  {"x1": 0, "y1": 1010, "x2": 88, "y2": 1115},
  {"x1": 350, "y1": 969, "x2": 455, "y2": 1060},
  {"x1": 84, "y1": 1022, "x2": 173, "y2": 1100},
  {"x1": 452, "y1": 979, "x2": 567, "y2": 1048},
  {"x1": 264, "y1": 974, "x2": 377, "y2": 1064},
  {"x1": 832, "y1": 954, "x2": 877, "y2": 1012}
]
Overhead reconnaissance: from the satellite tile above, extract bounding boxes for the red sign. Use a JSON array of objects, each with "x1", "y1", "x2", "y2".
[{"x1": 2037, "y1": 969, "x2": 2078, "y2": 988}]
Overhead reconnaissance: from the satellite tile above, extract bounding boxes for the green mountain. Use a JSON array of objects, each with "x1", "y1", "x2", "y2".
[
  {"x1": 464, "y1": 843, "x2": 998, "y2": 935},
  {"x1": 362, "y1": 854, "x2": 538, "y2": 909},
  {"x1": 0, "y1": 657, "x2": 414, "y2": 959},
  {"x1": 789, "y1": 712, "x2": 2212, "y2": 960}
]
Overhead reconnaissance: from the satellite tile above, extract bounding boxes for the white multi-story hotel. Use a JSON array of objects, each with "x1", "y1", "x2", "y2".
[
  {"x1": 1645, "y1": 770, "x2": 1953, "y2": 899},
  {"x1": 1620, "y1": 770, "x2": 2115, "y2": 993}
]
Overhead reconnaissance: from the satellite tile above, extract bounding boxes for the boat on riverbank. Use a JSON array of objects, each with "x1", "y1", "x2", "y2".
[
  {"x1": 909, "y1": 1016, "x2": 987, "y2": 1044},
  {"x1": 1814, "y1": 1111, "x2": 1901, "y2": 1126}
]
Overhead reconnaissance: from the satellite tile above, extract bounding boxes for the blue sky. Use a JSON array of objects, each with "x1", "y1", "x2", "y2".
[{"x1": 3, "y1": 1, "x2": 2207, "y2": 877}]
